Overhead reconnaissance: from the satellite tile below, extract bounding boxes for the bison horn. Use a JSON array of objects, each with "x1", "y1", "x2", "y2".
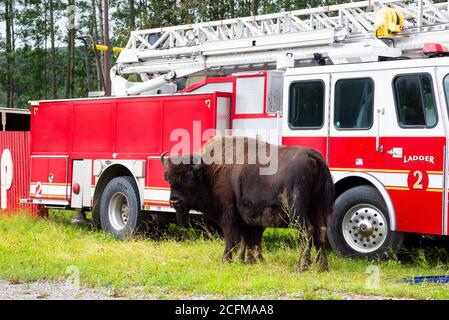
[{"x1": 160, "y1": 151, "x2": 169, "y2": 169}]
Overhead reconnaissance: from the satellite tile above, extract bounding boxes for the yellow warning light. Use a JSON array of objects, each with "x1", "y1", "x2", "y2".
[
  {"x1": 94, "y1": 44, "x2": 108, "y2": 51},
  {"x1": 93, "y1": 44, "x2": 124, "y2": 54},
  {"x1": 374, "y1": 7, "x2": 404, "y2": 37},
  {"x1": 112, "y1": 47, "x2": 124, "y2": 54}
]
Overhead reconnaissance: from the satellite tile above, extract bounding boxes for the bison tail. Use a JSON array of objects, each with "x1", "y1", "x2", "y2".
[{"x1": 308, "y1": 150, "x2": 335, "y2": 225}]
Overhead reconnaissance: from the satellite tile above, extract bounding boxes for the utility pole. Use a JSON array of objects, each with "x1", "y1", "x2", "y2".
[
  {"x1": 103, "y1": 0, "x2": 111, "y2": 96},
  {"x1": 66, "y1": 0, "x2": 76, "y2": 99}
]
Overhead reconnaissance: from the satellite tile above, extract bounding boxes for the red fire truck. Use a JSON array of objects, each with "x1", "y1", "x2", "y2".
[{"x1": 23, "y1": 0, "x2": 449, "y2": 258}]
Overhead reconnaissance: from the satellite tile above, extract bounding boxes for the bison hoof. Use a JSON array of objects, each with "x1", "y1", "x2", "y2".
[
  {"x1": 319, "y1": 262, "x2": 330, "y2": 272},
  {"x1": 238, "y1": 252, "x2": 246, "y2": 262},
  {"x1": 246, "y1": 256, "x2": 257, "y2": 264},
  {"x1": 294, "y1": 263, "x2": 311, "y2": 273},
  {"x1": 222, "y1": 255, "x2": 232, "y2": 263}
]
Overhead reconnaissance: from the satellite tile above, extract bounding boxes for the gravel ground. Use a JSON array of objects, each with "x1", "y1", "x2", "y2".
[
  {"x1": 0, "y1": 279, "x2": 158, "y2": 300},
  {"x1": 0, "y1": 279, "x2": 413, "y2": 300}
]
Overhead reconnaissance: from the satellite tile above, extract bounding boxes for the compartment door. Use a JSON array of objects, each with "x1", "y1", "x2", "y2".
[
  {"x1": 30, "y1": 156, "x2": 68, "y2": 201},
  {"x1": 71, "y1": 160, "x2": 93, "y2": 208},
  {"x1": 162, "y1": 95, "x2": 217, "y2": 154}
]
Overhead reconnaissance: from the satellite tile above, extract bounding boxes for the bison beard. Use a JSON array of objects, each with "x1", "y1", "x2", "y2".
[{"x1": 161, "y1": 136, "x2": 335, "y2": 272}]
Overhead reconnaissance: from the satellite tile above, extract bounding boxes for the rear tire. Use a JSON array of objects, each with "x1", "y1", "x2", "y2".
[
  {"x1": 91, "y1": 201, "x2": 101, "y2": 229},
  {"x1": 100, "y1": 176, "x2": 144, "y2": 240},
  {"x1": 327, "y1": 185, "x2": 403, "y2": 260}
]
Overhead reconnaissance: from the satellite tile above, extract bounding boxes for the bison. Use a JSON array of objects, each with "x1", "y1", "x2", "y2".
[{"x1": 161, "y1": 136, "x2": 335, "y2": 271}]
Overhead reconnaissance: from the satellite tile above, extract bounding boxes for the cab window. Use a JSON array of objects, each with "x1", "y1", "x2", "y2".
[
  {"x1": 288, "y1": 81, "x2": 324, "y2": 129},
  {"x1": 334, "y1": 78, "x2": 374, "y2": 130},
  {"x1": 393, "y1": 74, "x2": 438, "y2": 128}
]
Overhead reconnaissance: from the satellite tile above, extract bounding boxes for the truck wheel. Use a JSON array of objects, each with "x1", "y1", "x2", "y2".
[
  {"x1": 327, "y1": 185, "x2": 403, "y2": 260},
  {"x1": 100, "y1": 176, "x2": 143, "y2": 240},
  {"x1": 91, "y1": 201, "x2": 101, "y2": 229}
]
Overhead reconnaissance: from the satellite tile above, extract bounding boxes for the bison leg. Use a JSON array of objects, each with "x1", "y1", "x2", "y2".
[
  {"x1": 251, "y1": 227, "x2": 265, "y2": 263},
  {"x1": 255, "y1": 243, "x2": 264, "y2": 262},
  {"x1": 175, "y1": 209, "x2": 190, "y2": 227},
  {"x1": 220, "y1": 213, "x2": 241, "y2": 263},
  {"x1": 295, "y1": 223, "x2": 314, "y2": 272},
  {"x1": 314, "y1": 226, "x2": 329, "y2": 272},
  {"x1": 246, "y1": 247, "x2": 257, "y2": 264},
  {"x1": 287, "y1": 195, "x2": 313, "y2": 272},
  {"x1": 241, "y1": 226, "x2": 265, "y2": 264},
  {"x1": 238, "y1": 241, "x2": 246, "y2": 262},
  {"x1": 239, "y1": 237, "x2": 256, "y2": 264},
  {"x1": 222, "y1": 235, "x2": 240, "y2": 262},
  {"x1": 308, "y1": 206, "x2": 330, "y2": 272}
]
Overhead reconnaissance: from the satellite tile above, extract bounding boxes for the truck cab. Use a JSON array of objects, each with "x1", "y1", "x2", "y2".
[{"x1": 282, "y1": 57, "x2": 449, "y2": 257}]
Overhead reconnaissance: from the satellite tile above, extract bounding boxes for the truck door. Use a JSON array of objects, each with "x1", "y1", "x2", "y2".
[
  {"x1": 436, "y1": 66, "x2": 449, "y2": 235},
  {"x1": 282, "y1": 73, "x2": 330, "y2": 159},
  {"x1": 328, "y1": 72, "x2": 384, "y2": 183},
  {"x1": 382, "y1": 68, "x2": 445, "y2": 235}
]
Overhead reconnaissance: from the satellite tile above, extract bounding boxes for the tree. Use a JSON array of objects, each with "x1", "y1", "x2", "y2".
[
  {"x1": 91, "y1": 0, "x2": 102, "y2": 90},
  {"x1": 5, "y1": 0, "x2": 14, "y2": 108},
  {"x1": 49, "y1": 0, "x2": 57, "y2": 99},
  {"x1": 252, "y1": 0, "x2": 259, "y2": 15},
  {"x1": 128, "y1": 0, "x2": 135, "y2": 31}
]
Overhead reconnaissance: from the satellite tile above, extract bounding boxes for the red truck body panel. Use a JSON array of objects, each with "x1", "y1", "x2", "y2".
[{"x1": 29, "y1": 92, "x2": 232, "y2": 208}]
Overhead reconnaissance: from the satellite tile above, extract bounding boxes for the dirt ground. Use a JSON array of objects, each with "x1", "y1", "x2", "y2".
[{"x1": 0, "y1": 279, "x2": 413, "y2": 300}]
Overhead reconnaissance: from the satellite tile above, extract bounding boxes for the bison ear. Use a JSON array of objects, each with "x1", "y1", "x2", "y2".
[{"x1": 160, "y1": 151, "x2": 170, "y2": 169}]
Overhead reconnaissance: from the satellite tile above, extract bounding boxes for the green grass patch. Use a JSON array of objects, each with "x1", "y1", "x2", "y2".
[{"x1": 0, "y1": 210, "x2": 449, "y2": 299}]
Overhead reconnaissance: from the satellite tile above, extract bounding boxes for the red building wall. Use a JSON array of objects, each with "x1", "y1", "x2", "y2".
[{"x1": 0, "y1": 131, "x2": 39, "y2": 215}]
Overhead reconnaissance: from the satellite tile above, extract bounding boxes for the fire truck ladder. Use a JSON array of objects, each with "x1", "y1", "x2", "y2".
[{"x1": 112, "y1": 0, "x2": 449, "y2": 96}]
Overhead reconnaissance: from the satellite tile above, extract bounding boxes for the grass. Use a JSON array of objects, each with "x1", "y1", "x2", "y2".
[{"x1": 1, "y1": 210, "x2": 449, "y2": 299}]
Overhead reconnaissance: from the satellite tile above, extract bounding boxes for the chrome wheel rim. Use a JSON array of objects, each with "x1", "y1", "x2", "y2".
[
  {"x1": 108, "y1": 192, "x2": 129, "y2": 231},
  {"x1": 342, "y1": 204, "x2": 388, "y2": 253}
]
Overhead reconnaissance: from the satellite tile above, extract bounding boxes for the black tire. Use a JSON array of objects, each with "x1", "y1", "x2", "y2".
[
  {"x1": 327, "y1": 185, "x2": 403, "y2": 260},
  {"x1": 99, "y1": 176, "x2": 144, "y2": 240},
  {"x1": 91, "y1": 201, "x2": 101, "y2": 230}
]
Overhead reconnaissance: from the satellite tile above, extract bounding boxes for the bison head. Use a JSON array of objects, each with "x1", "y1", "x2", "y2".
[{"x1": 161, "y1": 152, "x2": 206, "y2": 227}]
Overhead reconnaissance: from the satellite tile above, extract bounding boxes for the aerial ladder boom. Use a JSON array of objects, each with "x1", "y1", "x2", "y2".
[{"x1": 111, "y1": 0, "x2": 449, "y2": 96}]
